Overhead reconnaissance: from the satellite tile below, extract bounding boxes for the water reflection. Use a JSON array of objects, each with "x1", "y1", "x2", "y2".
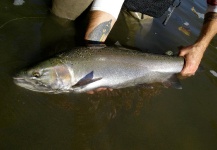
[
  {"x1": 1, "y1": 83, "x2": 161, "y2": 149},
  {"x1": 49, "y1": 87, "x2": 161, "y2": 149}
]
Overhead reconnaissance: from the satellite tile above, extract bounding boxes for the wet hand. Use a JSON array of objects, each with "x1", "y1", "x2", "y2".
[
  {"x1": 87, "y1": 87, "x2": 113, "y2": 94},
  {"x1": 179, "y1": 44, "x2": 205, "y2": 76}
]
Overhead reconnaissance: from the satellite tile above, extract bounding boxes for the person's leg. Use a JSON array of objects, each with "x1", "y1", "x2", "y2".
[{"x1": 52, "y1": 0, "x2": 93, "y2": 20}]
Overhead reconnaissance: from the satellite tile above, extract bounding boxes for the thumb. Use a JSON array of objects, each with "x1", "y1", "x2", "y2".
[
  {"x1": 179, "y1": 46, "x2": 191, "y2": 57},
  {"x1": 179, "y1": 49, "x2": 187, "y2": 57},
  {"x1": 178, "y1": 46, "x2": 187, "y2": 57}
]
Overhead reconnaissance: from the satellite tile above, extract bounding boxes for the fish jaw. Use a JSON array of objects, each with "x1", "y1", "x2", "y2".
[{"x1": 13, "y1": 75, "x2": 55, "y2": 93}]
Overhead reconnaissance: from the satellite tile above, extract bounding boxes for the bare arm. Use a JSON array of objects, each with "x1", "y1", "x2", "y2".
[
  {"x1": 84, "y1": 10, "x2": 116, "y2": 42},
  {"x1": 84, "y1": 0, "x2": 124, "y2": 43},
  {"x1": 179, "y1": 12, "x2": 217, "y2": 76},
  {"x1": 197, "y1": 12, "x2": 217, "y2": 47}
]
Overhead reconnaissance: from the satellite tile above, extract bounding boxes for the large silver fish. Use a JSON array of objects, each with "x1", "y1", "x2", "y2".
[{"x1": 13, "y1": 46, "x2": 184, "y2": 93}]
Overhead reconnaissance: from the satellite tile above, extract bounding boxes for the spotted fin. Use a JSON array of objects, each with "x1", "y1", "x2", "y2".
[{"x1": 72, "y1": 71, "x2": 102, "y2": 88}]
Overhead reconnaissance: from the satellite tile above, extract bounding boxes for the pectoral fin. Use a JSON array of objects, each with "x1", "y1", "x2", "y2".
[{"x1": 72, "y1": 71, "x2": 102, "y2": 88}]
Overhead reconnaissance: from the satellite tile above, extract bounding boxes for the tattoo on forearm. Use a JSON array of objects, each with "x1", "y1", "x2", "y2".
[
  {"x1": 88, "y1": 19, "x2": 112, "y2": 41},
  {"x1": 204, "y1": 12, "x2": 217, "y2": 24}
]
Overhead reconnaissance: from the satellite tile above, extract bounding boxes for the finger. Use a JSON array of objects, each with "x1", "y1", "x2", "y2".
[
  {"x1": 181, "y1": 66, "x2": 191, "y2": 76},
  {"x1": 180, "y1": 71, "x2": 193, "y2": 77},
  {"x1": 179, "y1": 50, "x2": 188, "y2": 57},
  {"x1": 177, "y1": 73, "x2": 189, "y2": 79},
  {"x1": 87, "y1": 91, "x2": 94, "y2": 94},
  {"x1": 180, "y1": 66, "x2": 196, "y2": 76},
  {"x1": 96, "y1": 88, "x2": 107, "y2": 92}
]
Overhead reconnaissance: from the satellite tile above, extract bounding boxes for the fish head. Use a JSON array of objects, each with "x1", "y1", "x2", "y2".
[{"x1": 14, "y1": 58, "x2": 75, "y2": 93}]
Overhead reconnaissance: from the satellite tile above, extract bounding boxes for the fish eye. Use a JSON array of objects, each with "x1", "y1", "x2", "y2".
[{"x1": 32, "y1": 72, "x2": 40, "y2": 78}]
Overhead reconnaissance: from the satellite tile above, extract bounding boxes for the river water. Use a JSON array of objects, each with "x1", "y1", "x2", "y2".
[{"x1": 1, "y1": 0, "x2": 217, "y2": 150}]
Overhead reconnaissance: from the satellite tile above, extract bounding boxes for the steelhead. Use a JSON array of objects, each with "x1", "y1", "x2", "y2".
[{"x1": 14, "y1": 46, "x2": 184, "y2": 93}]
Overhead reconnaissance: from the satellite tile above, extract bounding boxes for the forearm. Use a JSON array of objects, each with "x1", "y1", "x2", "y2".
[
  {"x1": 84, "y1": 0, "x2": 124, "y2": 43},
  {"x1": 84, "y1": 10, "x2": 116, "y2": 42},
  {"x1": 195, "y1": 12, "x2": 217, "y2": 50}
]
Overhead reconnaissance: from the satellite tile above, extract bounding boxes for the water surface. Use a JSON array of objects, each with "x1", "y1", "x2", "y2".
[{"x1": 1, "y1": 0, "x2": 217, "y2": 150}]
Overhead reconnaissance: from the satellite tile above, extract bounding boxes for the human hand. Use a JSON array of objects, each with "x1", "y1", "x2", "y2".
[
  {"x1": 87, "y1": 87, "x2": 113, "y2": 94},
  {"x1": 179, "y1": 44, "x2": 206, "y2": 76}
]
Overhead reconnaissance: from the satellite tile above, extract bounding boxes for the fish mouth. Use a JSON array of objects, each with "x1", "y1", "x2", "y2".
[
  {"x1": 13, "y1": 77, "x2": 37, "y2": 91},
  {"x1": 13, "y1": 77, "x2": 28, "y2": 87},
  {"x1": 13, "y1": 77, "x2": 53, "y2": 93}
]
